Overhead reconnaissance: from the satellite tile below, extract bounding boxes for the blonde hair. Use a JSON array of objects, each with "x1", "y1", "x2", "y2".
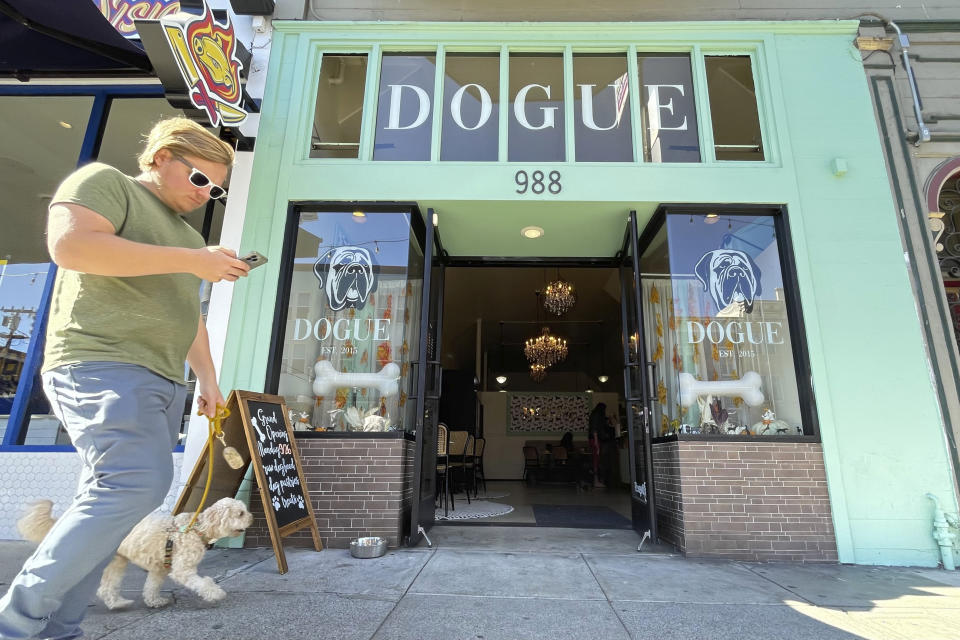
[{"x1": 137, "y1": 116, "x2": 234, "y2": 172}]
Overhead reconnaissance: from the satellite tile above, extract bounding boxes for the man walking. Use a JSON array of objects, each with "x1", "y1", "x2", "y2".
[{"x1": 0, "y1": 117, "x2": 249, "y2": 639}]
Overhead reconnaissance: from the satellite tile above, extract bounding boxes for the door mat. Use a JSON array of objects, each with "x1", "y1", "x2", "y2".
[
  {"x1": 531, "y1": 504, "x2": 632, "y2": 529},
  {"x1": 436, "y1": 500, "x2": 514, "y2": 521}
]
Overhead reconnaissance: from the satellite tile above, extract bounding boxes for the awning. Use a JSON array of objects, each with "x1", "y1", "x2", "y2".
[{"x1": 0, "y1": 0, "x2": 153, "y2": 77}]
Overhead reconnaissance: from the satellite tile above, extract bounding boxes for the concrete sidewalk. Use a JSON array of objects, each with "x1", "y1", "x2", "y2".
[{"x1": 2, "y1": 526, "x2": 960, "y2": 640}]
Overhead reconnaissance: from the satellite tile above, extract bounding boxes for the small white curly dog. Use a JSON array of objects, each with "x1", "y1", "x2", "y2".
[{"x1": 18, "y1": 497, "x2": 254, "y2": 609}]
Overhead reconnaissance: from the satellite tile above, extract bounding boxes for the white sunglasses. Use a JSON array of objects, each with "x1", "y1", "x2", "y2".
[{"x1": 172, "y1": 154, "x2": 228, "y2": 200}]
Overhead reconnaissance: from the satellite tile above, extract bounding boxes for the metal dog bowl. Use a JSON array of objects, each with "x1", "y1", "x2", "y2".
[{"x1": 350, "y1": 536, "x2": 387, "y2": 559}]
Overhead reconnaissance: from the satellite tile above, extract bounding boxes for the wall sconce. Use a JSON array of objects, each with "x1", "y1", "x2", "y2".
[
  {"x1": 495, "y1": 375, "x2": 507, "y2": 385},
  {"x1": 598, "y1": 375, "x2": 609, "y2": 384}
]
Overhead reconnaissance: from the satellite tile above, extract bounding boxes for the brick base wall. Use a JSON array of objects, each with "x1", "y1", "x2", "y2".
[
  {"x1": 652, "y1": 442, "x2": 684, "y2": 550},
  {"x1": 652, "y1": 440, "x2": 837, "y2": 562},
  {"x1": 244, "y1": 437, "x2": 415, "y2": 550}
]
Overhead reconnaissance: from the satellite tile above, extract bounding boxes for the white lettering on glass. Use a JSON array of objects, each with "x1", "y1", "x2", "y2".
[
  {"x1": 333, "y1": 318, "x2": 351, "y2": 341},
  {"x1": 685, "y1": 321, "x2": 785, "y2": 346},
  {"x1": 291, "y1": 318, "x2": 391, "y2": 342},
  {"x1": 373, "y1": 318, "x2": 390, "y2": 341},
  {"x1": 450, "y1": 83, "x2": 493, "y2": 131},
  {"x1": 293, "y1": 318, "x2": 312, "y2": 341},
  {"x1": 514, "y1": 84, "x2": 556, "y2": 131},
  {"x1": 578, "y1": 84, "x2": 618, "y2": 131},
  {"x1": 645, "y1": 84, "x2": 688, "y2": 132},
  {"x1": 386, "y1": 84, "x2": 431, "y2": 130}
]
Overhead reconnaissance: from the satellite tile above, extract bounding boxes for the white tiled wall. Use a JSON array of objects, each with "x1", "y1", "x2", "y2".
[{"x1": 0, "y1": 452, "x2": 184, "y2": 540}]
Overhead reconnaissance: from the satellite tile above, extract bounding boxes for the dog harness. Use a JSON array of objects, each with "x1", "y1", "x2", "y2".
[{"x1": 163, "y1": 526, "x2": 207, "y2": 570}]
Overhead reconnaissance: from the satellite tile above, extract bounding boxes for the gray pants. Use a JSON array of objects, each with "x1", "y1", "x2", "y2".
[{"x1": 0, "y1": 362, "x2": 185, "y2": 640}]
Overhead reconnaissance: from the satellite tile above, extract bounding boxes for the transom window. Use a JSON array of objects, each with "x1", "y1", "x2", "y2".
[{"x1": 309, "y1": 49, "x2": 765, "y2": 164}]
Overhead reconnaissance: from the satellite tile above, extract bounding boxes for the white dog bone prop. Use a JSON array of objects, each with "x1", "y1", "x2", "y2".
[
  {"x1": 678, "y1": 371, "x2": 764, "y2": 407},
  {"x1": 313, "y1": 360, "x2": 401, "y2": 397}
]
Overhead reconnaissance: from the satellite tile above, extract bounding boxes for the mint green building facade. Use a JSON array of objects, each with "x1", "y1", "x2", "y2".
[{"x1": 222, "y1": 21, "x2": 958, "y2": 566}]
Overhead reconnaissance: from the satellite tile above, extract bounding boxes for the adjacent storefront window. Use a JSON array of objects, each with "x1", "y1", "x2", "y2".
[
  {"x1": 508, "y1": 54, "x2": 565, "y2": 162},
  {"x1": 706, "y1": 56, "x2": 764, "y2": 161},
  {"x1": 374, "y1": 54, "x2": 437, "y2": 161},
  {"x1": 276, "y1": 209, "x2": 422, "y2": 434},
  {"x1": 640, "y1": 212, "x2": 804, "y2": 437},
  {"x1": 311, "y1": 54, "x2": 368, "y2": 159},
  {"x1": 573, "y1": 54, "x2": 633, "y2": 162},
  {"x1": 1, "y1": 91, "x2": 218, "y2": 448},
  {"x1": 441, "y1": 54, "x2": 500, "y2": 161},
  {"x1": 0, "y1": 96, "x2": 91, "y2": 445}
]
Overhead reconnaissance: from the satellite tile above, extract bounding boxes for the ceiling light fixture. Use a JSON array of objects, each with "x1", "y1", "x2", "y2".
[
  {"x1": 598, "y1": 375, "x2": 609, "y2": 384},
  {"x1": 58, "y1": 121, "x2": 72, "y2": 129},
  {"x1": 704, "y1": 213, "x2": 719, "y2": 225},
  {"x1": 524, "y1": 327, "x2": 568, "y2": 368},
  {"x1": 529, "y1": 363, "x2": 547, "y2": 383},
  {"x1": 521, "y1": 226, "x2": 544, "y2": 239},
  {"x1": 495, "y1": 375, "x2": 507, "y2": 385},
  {"x1": 352, "y1": 210, "x2": 365, "y2": 218},
  {"x1": 544, "y1": 277, "x2": 576, "y2": 316}
]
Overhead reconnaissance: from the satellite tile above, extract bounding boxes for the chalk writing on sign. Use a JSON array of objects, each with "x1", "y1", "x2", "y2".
[{"x1": 247, "y1": 400, "x2": 308, "y2": 528}]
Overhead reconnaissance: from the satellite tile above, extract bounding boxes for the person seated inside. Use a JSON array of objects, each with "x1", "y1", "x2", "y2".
[
  {"x1": 561, "y1": 431, "x2": 593, "y2": 489},
  {"x1": 560, "y1": 431, "x2": 575, "y2": 456}
]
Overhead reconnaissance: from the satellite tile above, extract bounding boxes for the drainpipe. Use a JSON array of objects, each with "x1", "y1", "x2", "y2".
[
  {"x1": 858, "y1": 13, "x2": 931, "y2": 144},
  {"x1": 926, "y1": 493, "x2": 958, "y2": 570}
]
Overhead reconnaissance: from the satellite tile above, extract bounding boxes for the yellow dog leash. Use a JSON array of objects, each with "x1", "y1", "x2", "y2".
[
  {"x1": 165, "y1": 404, "x2": 245, "y2": 569},
  {"x1": 181, "y1": 404, "x2": 244, "y2": 533}
]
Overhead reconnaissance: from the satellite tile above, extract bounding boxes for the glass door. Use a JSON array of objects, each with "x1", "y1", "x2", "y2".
[
  {"x1": 408, "y1": 208, "x2": 444, "y2": 546},
  {"x1": 620, "y1": 210, "x2": 657, "y2": 540}
]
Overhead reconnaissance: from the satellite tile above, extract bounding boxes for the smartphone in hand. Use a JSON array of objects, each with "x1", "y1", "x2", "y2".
[{"x1": 240, "y1": 251, "x2": 268, "y2": 269}]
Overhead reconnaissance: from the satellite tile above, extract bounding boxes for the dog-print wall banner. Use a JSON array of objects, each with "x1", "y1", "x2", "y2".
[{"x1": 508, "y1": 393, "x2": 591, "y2": 433}]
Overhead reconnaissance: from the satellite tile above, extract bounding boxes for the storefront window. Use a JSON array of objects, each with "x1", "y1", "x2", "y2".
[
  {"x1": 640, "y1": 212, "x2": 804, "y2": 437},
  {"x1": 508, "y1": 54, "x2": 565, "y2": 162},
  {"x1": 0, "y1": 96, "x2": 92, "y2": 445},
  {"x1": 706, "y1": 56, "x2": 764, "y2": 161},
  {"x1": 276, "y1": 209, "x2": 422, "y2": 434},
  {"x1": 374, "y1": 54, "x2": 437, "y2": 161},
  {"x1": 98, "y1": 98, "x2": 182, "y2": 174},
  {"x1": 636, "y1": 54, "x2": 699, "y2": 163},
  {"x1": 311, "y1": 54, "x2": 369, "y2": 159},
  {"x1": 440, "y1": 54, "x2": 499, "y2": 161},
  {"x1": 573, "y1": 54, "x2": 633, "y2": 162},
  {"x1": 3, "y1": 94, "x2": 205, "y2": 446}
]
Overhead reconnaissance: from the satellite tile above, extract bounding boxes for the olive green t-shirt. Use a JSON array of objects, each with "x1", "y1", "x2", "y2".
[{"x1": 43, "y1": 163, "x2": 206, "y2": 383}]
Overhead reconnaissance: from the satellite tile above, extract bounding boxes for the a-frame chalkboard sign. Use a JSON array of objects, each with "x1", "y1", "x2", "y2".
[{"x1": 174, "y1": 390, "x2": 322, "y2": 574}]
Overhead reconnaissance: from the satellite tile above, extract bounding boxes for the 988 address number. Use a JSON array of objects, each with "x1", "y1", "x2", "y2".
[{"x1": 515, "y1": 170, "x2": 562, "y2": 195}]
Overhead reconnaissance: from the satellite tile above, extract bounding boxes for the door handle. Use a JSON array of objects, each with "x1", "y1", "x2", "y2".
[{"x1": 646, "y1": 361, "x2": 658, "y2": 402}]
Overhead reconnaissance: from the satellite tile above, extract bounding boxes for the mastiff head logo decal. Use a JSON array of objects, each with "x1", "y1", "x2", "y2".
[
  {"x1": 314, "y1": 246, "x2": 378, "y2": 311},
  {"x1": 694, "y1": 249, "x2": 762, "y2": 313}
]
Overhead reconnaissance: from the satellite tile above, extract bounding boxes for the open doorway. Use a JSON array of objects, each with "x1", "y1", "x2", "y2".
[{"x1": 433, "y1": 266, "x2": 633, "y2": 529}]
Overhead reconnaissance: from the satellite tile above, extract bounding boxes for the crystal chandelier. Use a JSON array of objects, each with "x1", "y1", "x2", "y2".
[
  {"x1": 529, "y1": 363, "x2": 547, "y2": 382},
  {"x1": 543, "y1": 279, "x2": 576, "y2": 316},
  {"x1": 524, "y1": 327, "x2": 568, "y2": 368}
]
